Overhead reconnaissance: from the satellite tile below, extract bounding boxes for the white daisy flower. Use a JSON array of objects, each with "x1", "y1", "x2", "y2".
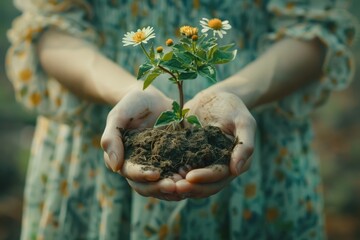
[
  {"x1": 200, "y1": 18, "x2": 232, "y2": 38},
  {"x1": 122, "y1": 26, "x2": 156, "y2": 46}
]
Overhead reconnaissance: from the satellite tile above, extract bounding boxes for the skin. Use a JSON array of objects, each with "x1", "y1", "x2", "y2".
[{"x1": 38, "y1": 29, "x2": 325, "y2": 200}]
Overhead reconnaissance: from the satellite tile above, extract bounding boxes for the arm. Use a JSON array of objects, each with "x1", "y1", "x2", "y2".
[
  {"x1": 205, "y1": 38, "x2": 326, "y2": 109},
  {"x1": 37, "y1": 29, "x2": 138, "y2": 105}
]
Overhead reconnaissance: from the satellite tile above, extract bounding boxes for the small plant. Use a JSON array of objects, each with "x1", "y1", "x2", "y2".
[{"x1": 122, "y1": 18, "x2": 237, "y2": 129}]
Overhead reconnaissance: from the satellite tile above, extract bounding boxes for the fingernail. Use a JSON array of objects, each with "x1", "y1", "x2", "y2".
[
  {"x1": 109, "y1": 152, "x2": 119, "y2": 172},
  {"x1": 236, "y1": 160, "x2": 244, "y2": 175}
]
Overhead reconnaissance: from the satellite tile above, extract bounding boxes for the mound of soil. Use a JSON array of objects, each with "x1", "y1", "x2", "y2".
[{"x1": 120, "y1": 126, "x2": 234, "y2": 178}]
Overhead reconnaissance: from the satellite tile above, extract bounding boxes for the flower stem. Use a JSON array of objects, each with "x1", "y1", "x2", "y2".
[
  {"x1": 158, "y1": 65, "x2": 185, "y2": 128},
  {"x1": 140, "y1": 43, "x2": 151, "y2": 61},
  {"x1": 177, "y1": 81, "x2": 185, "y2": 128}
]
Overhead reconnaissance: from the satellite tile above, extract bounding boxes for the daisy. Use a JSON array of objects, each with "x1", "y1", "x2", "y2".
[
  {"x1": 122, "y1": 26, "x2": 156, "y2": 46},
  {"x1": 200, "y1": 18, "x2": 231, "y2": 38}
]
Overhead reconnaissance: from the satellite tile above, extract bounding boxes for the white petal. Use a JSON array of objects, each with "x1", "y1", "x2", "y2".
[
  {"x1": 223, "y1": 24, "x2": 232, "y2": 30},
  {"x1": 123, "y1": 42, "x2": 134, "y2": 46}
]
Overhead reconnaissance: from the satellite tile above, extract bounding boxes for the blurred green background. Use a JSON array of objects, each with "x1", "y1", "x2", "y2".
[{"x1": 0, "y1": 1, "x2": 359, "y2": 240}]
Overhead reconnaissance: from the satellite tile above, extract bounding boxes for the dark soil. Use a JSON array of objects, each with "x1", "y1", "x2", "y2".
[{"x1": 120, "y1": 126, "x2": 235, "y2": 178}]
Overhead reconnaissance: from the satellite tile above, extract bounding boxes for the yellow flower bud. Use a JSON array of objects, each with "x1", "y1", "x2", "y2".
[
  {"x1": 166, "y1": 39, "x2": 174, "y2": 46},
  {"x1": 156, "y1": 46, "x2": 163, "y2": 53},
  {"x1": 180, "y1": 26, "x2": 198, "y2": 38}
]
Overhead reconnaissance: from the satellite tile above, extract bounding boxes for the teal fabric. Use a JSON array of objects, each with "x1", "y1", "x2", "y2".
[{"x1": 6, "y1": 0, "x2": 357, "y2": 239}]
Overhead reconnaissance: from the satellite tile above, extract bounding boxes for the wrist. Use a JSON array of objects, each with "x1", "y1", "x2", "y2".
[
  {"x1": 203, "y1": 73, "x2": 264, "y2": 110},
  {"x1": 85, "y1": 53, "x2": 140, "y2": 105}
]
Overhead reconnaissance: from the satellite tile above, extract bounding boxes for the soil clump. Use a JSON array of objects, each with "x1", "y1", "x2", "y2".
[{"x1": 120, "y1": 126, "x2": 234, "y2": 178}]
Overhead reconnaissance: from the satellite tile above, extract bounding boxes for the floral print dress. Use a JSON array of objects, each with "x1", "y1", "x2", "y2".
[{"x1": 6, "y1": 0, "x2": 357, "y2": 239}]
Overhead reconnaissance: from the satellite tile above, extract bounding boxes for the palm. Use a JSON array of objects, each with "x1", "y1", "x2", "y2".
[{"x1": 175, "y1": 91, "x2": 256, "y2": 198}]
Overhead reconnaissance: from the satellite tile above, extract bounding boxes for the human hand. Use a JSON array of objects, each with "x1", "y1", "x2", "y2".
[
  {"x1": 176, "y1": 91, "x2": 256, "y2": 198},
  {"x1": 101, "y1": 83, "x2": 183, "y2": 199}
]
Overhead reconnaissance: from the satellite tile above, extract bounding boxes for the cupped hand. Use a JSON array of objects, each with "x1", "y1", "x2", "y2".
[
  {"x1": 177, "y1": 91, "x2": 256, "y2": 198},
  {"x1": 101, "y1": 83, "x2": 182, "y2": 199}
]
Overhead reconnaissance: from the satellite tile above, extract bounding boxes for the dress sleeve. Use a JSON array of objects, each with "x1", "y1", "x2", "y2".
[
  {"x1": 6, "y1": 0, "x2": 98, "y2": 124},
  {"x1": 260, "y1": 0, "x2": 358, "y2": 118}
]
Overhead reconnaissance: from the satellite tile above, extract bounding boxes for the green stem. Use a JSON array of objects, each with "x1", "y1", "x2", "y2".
[
  {"x1": 140, "y1": 43, "x2": 151, "y2": 61},
  {"x1": 178, "y1": 81, "x2": 185, "y2": 128},
  {"x1": 158, "y1": 65, "x2": 185, "y2": 128},
  {"x1": 192, "y1": 41, "x2": 196, "y2": 53},
  {"x1": 192, "y1": 41, "x2": 199, "y2": 67}
]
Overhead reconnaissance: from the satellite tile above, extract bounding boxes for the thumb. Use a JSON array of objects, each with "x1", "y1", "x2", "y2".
[
  {"x1": 230, "y1": 117, "x2": 256, "y2": 176},
  {"x1": 101, "y1": 110, "x2": 125, "y2": 172}
]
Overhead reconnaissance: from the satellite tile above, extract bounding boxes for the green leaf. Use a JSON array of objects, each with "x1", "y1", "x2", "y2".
[
  {"x1": 209, "y1": 49, "x2": 237, "y2": 64},
  {"x1": 174, "y1": 51, "x2": 194, "y2": 65},
  {"x1": 178, "y1": 71, "x2": 197, "y2": 80},
  {"x1": 149, "y1": 45, "x2": 155, "y2": 60},
  {"x1": 182, "y1": 108, "x2": 190, "y2": 116},
  {"x1": 161, "y1": 58, "x2": 184, "y2": 71},
  {"x1": 137, "y1": 63, "x2": 153, "y2": 80},
  {"x1": 207, "y1": 37, "x2": 218, "y2": 43},
  {"x1": 194, "y1": 48, "x2": 207, "y2": 61},
  {"x1": 168, "y1": 77, "x2": 178, "y2": 84},
  {"x1": 186, "y1": 115, "x2": 202, "y2": 127},
  {"x1": 196, "y1": 34, "x2": 207, "y2": 45},
  {"x1": 172, "y1": 43, "x2": 187, "y2": 52},
  {"x1": 180, "y1": 37, "x2": 192, "y2": 46},
  {"x1": 198, "y1": 65, "x2": 217, "y2": 83},
  {"x1": 143, "y1": 70, "x2": 161, "y2": 90},
  {"x1": 199, "y1": 37, "x2": 217, "y2": 49},
  {"x1": 206, "y1": 44, "x2": 218, "y2": 61},
  {"x1": 218, "y1": 43, "x2": 235, "y2": 51},
  {"x1": 172, "y1": 101, "x2": 181, "y2": 117},
  {"x1": 154, "y1": 111, "x2": 177, "y2": 128},
  {"x1": 162, "y1": 51, "x2": 173, "y2": 61}
]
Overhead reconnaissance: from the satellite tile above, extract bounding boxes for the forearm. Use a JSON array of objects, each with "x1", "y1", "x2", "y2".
[
  {"x1": 206, "y1": 38, "x2": 326, "y2": 109},
  {"x1": 37, "y1": 29, "x2": 138, "y2": 105}
]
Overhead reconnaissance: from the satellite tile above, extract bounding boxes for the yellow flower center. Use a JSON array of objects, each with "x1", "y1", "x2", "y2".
[
  {"x1": 180, "y1": 26, "x2": 198, "y2": 37},
  {"x1": 132, "y1": 31, "x2": 146, "y2": 43},
  {"x1": 208, "y1": 18, "x2": 223, "y2": 30}
]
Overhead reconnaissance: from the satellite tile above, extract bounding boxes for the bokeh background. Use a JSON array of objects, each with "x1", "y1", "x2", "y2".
[{"x1": 0, "y1": 1, "x2": 359, "y2": 240}]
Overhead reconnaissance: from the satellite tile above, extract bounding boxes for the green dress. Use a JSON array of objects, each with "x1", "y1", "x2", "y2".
[{"x1": 6, "y1": 0, "x2": 357, "y2": 239}]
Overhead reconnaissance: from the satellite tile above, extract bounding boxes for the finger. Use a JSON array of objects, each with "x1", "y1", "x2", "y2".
[
  {"x1": 103, "y1": 152, "x2": 112, "y2": 171},
  {"x1": 101, "y1": 108, "x2": 125, "y2": 172},
  {"x1": 168, "y1": 173, "x2": 184, "y2": 182},
  {"x1": 178, "y1": 165, "x2": 192, "y2": 178},
  {"x1": 176, "y1": 178, "x2": 232, "y2": 198},
  {"x1": 120, "y1": 161, "x2": 160, "y2": 182},
  {"x1": 231, "y1": 116, "x2": 256, "y2": 176},
  {"x1": 127, "y1": 178, "x2": 176, "y2": 197},
  {"x1": 185, "y1": 164, "x2": 229, "y2": 183},
  {"x1": 239, "y1": 154, "x2": 253, "y2": 174}
]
